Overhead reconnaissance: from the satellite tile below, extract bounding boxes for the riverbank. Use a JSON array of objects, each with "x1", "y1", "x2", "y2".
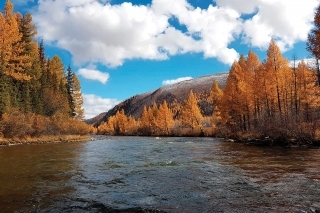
[
  {"x1": 0, "y1": 135, "x2": 91, "y2": 146},
  {"x1": 222, "y1": 132, "x2": 320, "y2": 148}
]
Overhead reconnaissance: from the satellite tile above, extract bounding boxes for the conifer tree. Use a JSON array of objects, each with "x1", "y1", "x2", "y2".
[
  {"x1": 307, "y1": 3, "x2": 320, "y2": 85},
  {"x1": 149, "y1": 102, "x2": 159, "y2": 134},
  {"x1": 296, "y1": 60, "x2": 320, "y2": 120},
  {"x1": 140, "y1": 105, "x2": 151, "y2": 135},
  {"x1": 66, "y1": 65, "x2": 75, "y2": 116},
  {"x1": 19, "y1": 13, "x2": 40, "y2": 113},
  {"x1": 246, "y1": 50, "x2": 261, "y2": 120},
  {"x1": 209, "y1": 80, "x2": 223, "y2": 106},
  {"x1": 265, "y1": 39, "x2": 292, "y2": 117},
  {"x1": 0, "y1": 74, "x2": 10, "y2": 116},
  {"x1": 179, "y1": 90, "x2": 203, "y2": 130},
  {"x1": 221, "y1": 61, "x2": 247, "y2": 130},
  {"x1": 0, "y1": 0, "x2": 30, "y2": 81},
  {"x1": 113, "y1": 110, "x2": 128, "y2": 135},
  {"x1": 158, "y1": 100, "x2": 174, "y2": 135},
  {"x1": 71, "y1": 73, "x2": 84, "y2": 120},
  {"x1": 42, "y1": 55, "x2": 69, "y2": 116}
]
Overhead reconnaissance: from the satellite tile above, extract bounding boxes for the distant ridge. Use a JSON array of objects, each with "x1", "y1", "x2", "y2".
[{"x1": 90, "y1": 72, "x2": 228, "y2": 126}]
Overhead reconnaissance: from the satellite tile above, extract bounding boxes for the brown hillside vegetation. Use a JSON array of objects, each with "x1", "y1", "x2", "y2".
[{"x1": 93, "y1": 73, "x2": 228, "y2": 126}]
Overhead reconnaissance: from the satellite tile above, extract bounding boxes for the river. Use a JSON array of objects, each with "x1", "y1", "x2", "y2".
[{"x1": 0, "y1": 137, "x2": 320, "y2": 213}]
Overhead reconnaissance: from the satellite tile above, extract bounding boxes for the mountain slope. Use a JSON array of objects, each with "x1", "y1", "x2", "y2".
[{"x1": 93, "y1": 72, "x2": 228, "y2": 126}]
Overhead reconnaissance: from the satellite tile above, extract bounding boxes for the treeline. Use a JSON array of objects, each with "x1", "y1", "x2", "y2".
[
  {"x1": 96, "y1": 40, "x2": 320, "y2": 143},
  {"x1": 97, "y1": 91, "x2": 210, "y2": 136},
  {"x1": 0, "y1": 0, "x2": 89, "y2": 139},
  {"x1": 216, "y1": 41, "x2": 320, "y2": 143}
]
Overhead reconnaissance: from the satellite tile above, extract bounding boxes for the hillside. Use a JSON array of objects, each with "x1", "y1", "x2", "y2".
[{"x1": 92, "y1": 72, "x2": 228, "y2": 126}]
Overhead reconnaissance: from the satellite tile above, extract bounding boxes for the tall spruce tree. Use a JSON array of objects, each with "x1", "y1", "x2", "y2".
[
  {"x1": 71, "y1": 73, "x2": 84, "y2": 120},
  {"x1": 66, "y1": 65, "x2": 75, "y2": 116}
]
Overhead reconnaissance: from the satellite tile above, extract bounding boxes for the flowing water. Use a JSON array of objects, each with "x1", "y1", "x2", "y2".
[{"x1": 0, "y1": 137, "x2": 320, "y2": 213}]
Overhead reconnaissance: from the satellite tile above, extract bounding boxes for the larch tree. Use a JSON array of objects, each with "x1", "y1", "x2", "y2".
[
  {"x1": 264, "y1": 39, "x2": 292, "y2": 118},
  {"x1": 209, "y1": 80, "x2": 223, "y2": 106},
  {"x1": 179, "y1": 90, "x2": 203, "y2": 131},
  {"x1": 296, "y1": 60, "x2": 320, "y2": 121},
  {"x1": 0, "y1": 0, "x2": 30, "y2": 81},
  {"x1": 113, "y1": 109, "x2": 128, "y2": 135},
  {"x1": 42, "y1": 55, "x2": 69, "y2": 116},
  {"x1": 221, "y1": 60, "x2": 248, "y2": 130},
  {"x1": 157, "y1": 100, "x2": 174, "y2": 135},
  {"x1": 139, "y1": 106, "x2": 151, "y2": 135},
  {"x1": 148, "y1": 102, "x2": 160, "y2": 134}
]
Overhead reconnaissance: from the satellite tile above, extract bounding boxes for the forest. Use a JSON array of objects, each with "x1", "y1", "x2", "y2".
[
  {"x1": 2, "y1": 0, "x2": 320, "y2": 147},
  {"x1": 0, "y1": 0, "x2": 90, "y2": 144},
  {"x1": 96, "y1": 4, "x2": 320, "y2": 146}
]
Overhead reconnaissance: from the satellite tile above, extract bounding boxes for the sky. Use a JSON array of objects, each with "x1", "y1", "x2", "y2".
[{"x1": 5, "y1": 0, "x2": 319, "y2": 118}]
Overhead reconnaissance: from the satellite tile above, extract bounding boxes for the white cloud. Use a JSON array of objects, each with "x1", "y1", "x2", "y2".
[
  {"x1": 162, "y1": 76, "x2": 193, "y2": 85},
  {"x1": 78, "y1": 68, "x2": 109, "y2": 84},
  {"x1": 33, "y1": 0, "x2": 318, "y2": 67},
  {"x1": 289, "y1": 58, "x2": 316, "y2": 68},
  {"x1": 239, "y1": 0, "x2": 319, "y2": 51},
  {"x1": 83, "y1": 94, "x2": 120, "y2": 119}
]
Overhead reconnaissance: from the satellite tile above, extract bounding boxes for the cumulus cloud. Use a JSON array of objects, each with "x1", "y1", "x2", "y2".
[
  {"x1": 33, "y1": 0, "x2": 318, "y2": 67},
  {"x1": 78, "y1": 68, "x2": 109, "y2": 84},
  {"x1": 239, "y1": 0, "x2": 319, "y2": 50},
  {"x1": 162, "y1": 76, "x2": 193, "y2": 85},
  {"x1": 83, "y1": 94, "x2": 120, "y2": 119}
]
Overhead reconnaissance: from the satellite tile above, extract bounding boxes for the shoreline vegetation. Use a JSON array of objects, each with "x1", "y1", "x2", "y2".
[
  {"x1": 0, "y1": 135, "x2": 91, "y2": 146},
  {"x1": 0, "y1": 0, "x2": 91, "y2": 144}
]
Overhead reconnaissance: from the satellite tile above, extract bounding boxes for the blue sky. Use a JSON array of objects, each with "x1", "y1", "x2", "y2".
[{"x1": 6, "y1": 0, "x2": 319, "y2": 118}]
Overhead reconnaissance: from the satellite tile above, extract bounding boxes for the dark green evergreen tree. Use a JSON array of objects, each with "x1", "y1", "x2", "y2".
[{"x1": 66, "y1": 65, "x2": 75, "y2": 116}]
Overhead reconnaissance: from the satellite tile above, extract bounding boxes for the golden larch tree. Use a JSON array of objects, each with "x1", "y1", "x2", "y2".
[
  {"x1": 179, "y1": 90, "x2": 203, "y2": 131},
  {"x1": 0, "y1": 0, "x2": 30, "y2": 80},
  {"x1": 157, "y1": 100, "x2": 174, "y2": 135}
]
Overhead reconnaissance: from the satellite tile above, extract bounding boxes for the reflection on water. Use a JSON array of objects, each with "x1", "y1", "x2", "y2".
[
  {"x1": 0, "y1": 142, "x2": 83, "y2": 212},
  {"x1": 0, "y1": 137, "x2": 320, "y2": 212}
]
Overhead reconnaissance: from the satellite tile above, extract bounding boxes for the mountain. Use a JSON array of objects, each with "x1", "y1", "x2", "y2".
[
  {"x1": 92, "y1": 72, "x2": 229, "y2": 126},
  {"x1": 86, "y1": 112, "x2": 107, "y2": 125}
]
